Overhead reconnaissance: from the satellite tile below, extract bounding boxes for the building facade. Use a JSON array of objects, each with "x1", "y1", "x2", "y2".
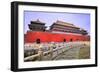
[
  {"x1": 24, "y1": 19, "x2": 90, "y2": 43},
  {"x1": 50, "y1": 20, "x2": 88, "y2": 35}
]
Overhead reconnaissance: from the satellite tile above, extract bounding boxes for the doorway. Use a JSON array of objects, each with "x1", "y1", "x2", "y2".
[
  {"x1": 63, "y1": 39, "x2": 66, "y2": 42},
  {"x1": 36, "y1": 39, "x2": 41, "y2": 44},
  {"x1": 70, "y1": 38, "x2": 73, "y2": 42}
]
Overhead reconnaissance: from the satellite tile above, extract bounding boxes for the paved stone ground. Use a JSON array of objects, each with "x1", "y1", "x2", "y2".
[
  {"x1": 54, "y1": 43, "x2": 90, "y2": 60},
  {"x1": 54, "y1": 48, "x2": 80, "y2": 60},
  {"x1": 79, "y1": 45, "x2": 90, "y2": 59},
  {"x1": 43, "y1": 42, "x2": 90, "y2": 60}
]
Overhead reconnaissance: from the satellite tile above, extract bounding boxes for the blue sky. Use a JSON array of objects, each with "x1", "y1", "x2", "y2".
[{"x1": 24, "y1": 11, "x2": 90, "y2": 34}]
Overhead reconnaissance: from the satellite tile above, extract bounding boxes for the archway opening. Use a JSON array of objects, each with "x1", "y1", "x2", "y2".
[
  {"x1": 36, "y1": 39, "x2": 41, "y2": 44},
  {"x1": 63, "y1": 39, "x2": 66, "y2": 42},
  {"x1": 70, "y1": 39, "x2": 73, "y2": 42}
]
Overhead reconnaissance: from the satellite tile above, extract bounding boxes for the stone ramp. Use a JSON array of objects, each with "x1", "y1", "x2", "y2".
[{"x1": 54, "y1": 45, "x2": 90, "y2": 60}]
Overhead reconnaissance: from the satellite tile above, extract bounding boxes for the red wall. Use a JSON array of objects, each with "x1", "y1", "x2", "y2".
[{"x1": 24, "y1": 31, "x2": 90, "y2": 43}]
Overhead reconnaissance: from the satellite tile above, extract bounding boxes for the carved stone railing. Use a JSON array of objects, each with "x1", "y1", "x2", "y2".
[{"x1": 24, "y1": 42, "x2": 85, "y2": 61}]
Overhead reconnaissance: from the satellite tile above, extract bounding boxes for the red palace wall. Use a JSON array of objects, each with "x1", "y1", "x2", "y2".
[{"x1": 24, "y1": 31, "x2": 90, "y2": 43}]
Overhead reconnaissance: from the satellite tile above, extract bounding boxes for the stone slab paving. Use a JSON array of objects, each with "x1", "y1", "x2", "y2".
[
  {"x1": 54, "y1": 48, "x2": 80, "y2": 60},
  {"x1": 54, "y1": 45, "x2": 90, "y2": 60},
  {"x1": 42, "y1": 42, "x2": 90, "y2": 60}
]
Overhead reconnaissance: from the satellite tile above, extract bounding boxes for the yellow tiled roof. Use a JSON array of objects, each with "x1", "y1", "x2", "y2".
[{"x1": 55, "y1": 20, "x2": 80, "y2": 28}]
